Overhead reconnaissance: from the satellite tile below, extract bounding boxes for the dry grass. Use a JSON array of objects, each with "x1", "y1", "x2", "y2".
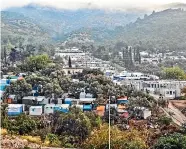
[
  {"x1": 1, "y1": 129, "x2": 8, "y2": 135},
  {"x1": 20, "y1": 136, "x2": 42, "y2": 144}
]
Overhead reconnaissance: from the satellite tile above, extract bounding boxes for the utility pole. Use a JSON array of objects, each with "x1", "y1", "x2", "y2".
[{"x1": 108, "y1": 95, "x2": 111, "y2": 149}]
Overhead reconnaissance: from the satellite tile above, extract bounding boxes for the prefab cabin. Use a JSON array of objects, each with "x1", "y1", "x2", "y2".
[
  {"x1": 7, "y1": 104, "x2": 25, "y2": 116},
  {"x1": 117, "y1": 104, "x2": 126, "y2": 110},
  {"x1": 22, "y1": 96, "x2": 48, "y2": 106},
  {"x1": 96, "y1": 105, "x2": 105, "y2": 116},
  {"x1": 22, "y1": 96, "x2": 36, "y2": 105},
  {"x1": 79, "y1": 98, "x2": 96, "y2": 104},
  {"x1": 4, "y1": 95, "x2": 16, "y2": 104},
  {"x1": 133, "y1": 107, "x2": 152, "y2": 119},
  {"x1": 80, "y1": 92, "x2": 86, "y2": 98},
  {"x1": 37, "y1": 96, "x2": 49, "y2": 106},
  {"x1": 44, "y1": 104, "x2": 56, "y2": 114},
  {"x1": 142, "y1": 109, "x2": 151, "y2": 119},
  {"x1": 106, "y1": 104, "x2": 117, "y2": 110},
  {"x1": 0, "y1": 83, "x2": 7, "y2": 91},
  {"x1": 54, "y1": 104, "x2": 70, "y2": 113},
  {"x1": 117, "y1": 110, "x2": 129, "y2": 118},
  {"x1": 29, "y1": 106, "x2": 43, "y2": 116},
  {"x1": 64, "y1": 98, "x2": 72, "y2": 105},
  {"x1": 83, "y1": 104, "x2": 92, "y2": 111},
  {"x1": 117, "y1": 97, "x2": 128, "y2": 104},
  {"x1": 85, "y1": 93, "x2": 93, "y2": 98}
]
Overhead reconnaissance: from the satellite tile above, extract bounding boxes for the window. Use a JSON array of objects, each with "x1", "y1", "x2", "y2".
[
  {"x1": 166, "y1": 91, "x2": 169, "y2": 94},
  {"x1": 170, "y1": 91, "x2": 172, "y2": 95}
]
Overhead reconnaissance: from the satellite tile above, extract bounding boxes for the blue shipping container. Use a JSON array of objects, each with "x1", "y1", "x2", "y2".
[
  {"x1": 0, "y1": 84, "x2": 6, "y2": 91},
  {"x1": 54, "y1": 106, "x2": 69, "y2": 113},
  {"x1": 117, "y1": 100, "x2": 128, "y2": 104},
  {"x1": 64, "y1": 98, "x2": 72, "y2": 105},
  {"x1": 83, "y1": 104, "x2": 92, "y2": 111}
]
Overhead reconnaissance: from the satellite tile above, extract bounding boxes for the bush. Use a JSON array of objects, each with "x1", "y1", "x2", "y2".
[
  {"x1": 81, "y1": 124, "x2": 147, "y2": 149},
  {"x1": 157, "y1": 116, "x2": 172, "y2": 126},
  {"x1": 2, "y1": 114, "x2": 38, "y2": 135}
]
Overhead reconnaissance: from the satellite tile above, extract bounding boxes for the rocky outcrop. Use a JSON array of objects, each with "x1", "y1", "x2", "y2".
[{"x1": 1, "y1": 135, "x2": 41, "y2": 149}]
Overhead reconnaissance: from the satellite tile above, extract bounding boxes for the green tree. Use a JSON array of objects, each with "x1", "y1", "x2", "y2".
[
  {"x1": 157, "y1": 116, "x2": 172, "y2": 126},
  {"x1": 3, "y1": 79, "x2": 32, "y2": 103},
  {"x1": 24, "y1": 54, "x2": 52, "y2": 72},
  {"x1": 153, "y1": 133, "x2": 186, "y2": 149},
  {"x1": 163, "y1": 66, "x2": 186, "y2": 80},
  {"x1": 68, "y1": 56, "x2": 72, "y2": 68}
]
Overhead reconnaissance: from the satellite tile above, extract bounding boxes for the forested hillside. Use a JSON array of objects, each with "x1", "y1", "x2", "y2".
[
  {"x1": 5, "y1": 4, "x2": 142, "y2": 40},
  {"x1": 1, "y1": 11, "x2": 50, "y2": 46},
  {"x1": 111, "y1": 8, "x2": 186, "y2": 51}
]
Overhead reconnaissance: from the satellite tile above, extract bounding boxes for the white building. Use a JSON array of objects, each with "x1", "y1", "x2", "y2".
[{"x1": 55, "y1": 47, "x2": 85, "y2": 61}]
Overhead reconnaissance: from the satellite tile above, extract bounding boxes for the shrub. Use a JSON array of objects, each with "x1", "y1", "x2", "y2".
[
  {"x1": 44, "y1": 133, "x2": 61, "y2": 147},
  {"x1": 157, "y1": 116, "x2": 172, "y2": 126}
]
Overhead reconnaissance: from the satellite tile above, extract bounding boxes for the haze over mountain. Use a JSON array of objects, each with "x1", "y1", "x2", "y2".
[
  {"x1": 1, "y1": 2, "x2": 186, "y2": 50},
  {"x1": 3, "y1": 4, "x2": 144, "y2": 40}
]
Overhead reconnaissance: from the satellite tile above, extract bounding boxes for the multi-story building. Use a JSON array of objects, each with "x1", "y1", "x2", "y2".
[
  {"x1": 122, "y1": 79, "x2": 186, "y2": 99},
  {"x1": 55, "y1": 47, "x2": 85, "y2": 61}
]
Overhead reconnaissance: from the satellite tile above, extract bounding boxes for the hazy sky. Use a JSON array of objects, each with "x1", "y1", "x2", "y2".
[{"x1": 1, "y1": 0, "x2": 186, "y2": 10}]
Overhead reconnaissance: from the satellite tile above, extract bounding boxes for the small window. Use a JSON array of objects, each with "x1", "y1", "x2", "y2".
[
  {"x1": 166, "y1": 91, "x2": 169, "y2": 94},
  {"x1": 170, "y1": 91, "x2": 172, "y2": 95}
]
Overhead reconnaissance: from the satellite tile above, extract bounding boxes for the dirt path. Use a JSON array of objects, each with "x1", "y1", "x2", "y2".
[
  {"x1": 149, "y1": 93, "x2": 186, "y2": 126},
  {"x1": 166, "y1": 102, "x2": 186, "y2": 125}
]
